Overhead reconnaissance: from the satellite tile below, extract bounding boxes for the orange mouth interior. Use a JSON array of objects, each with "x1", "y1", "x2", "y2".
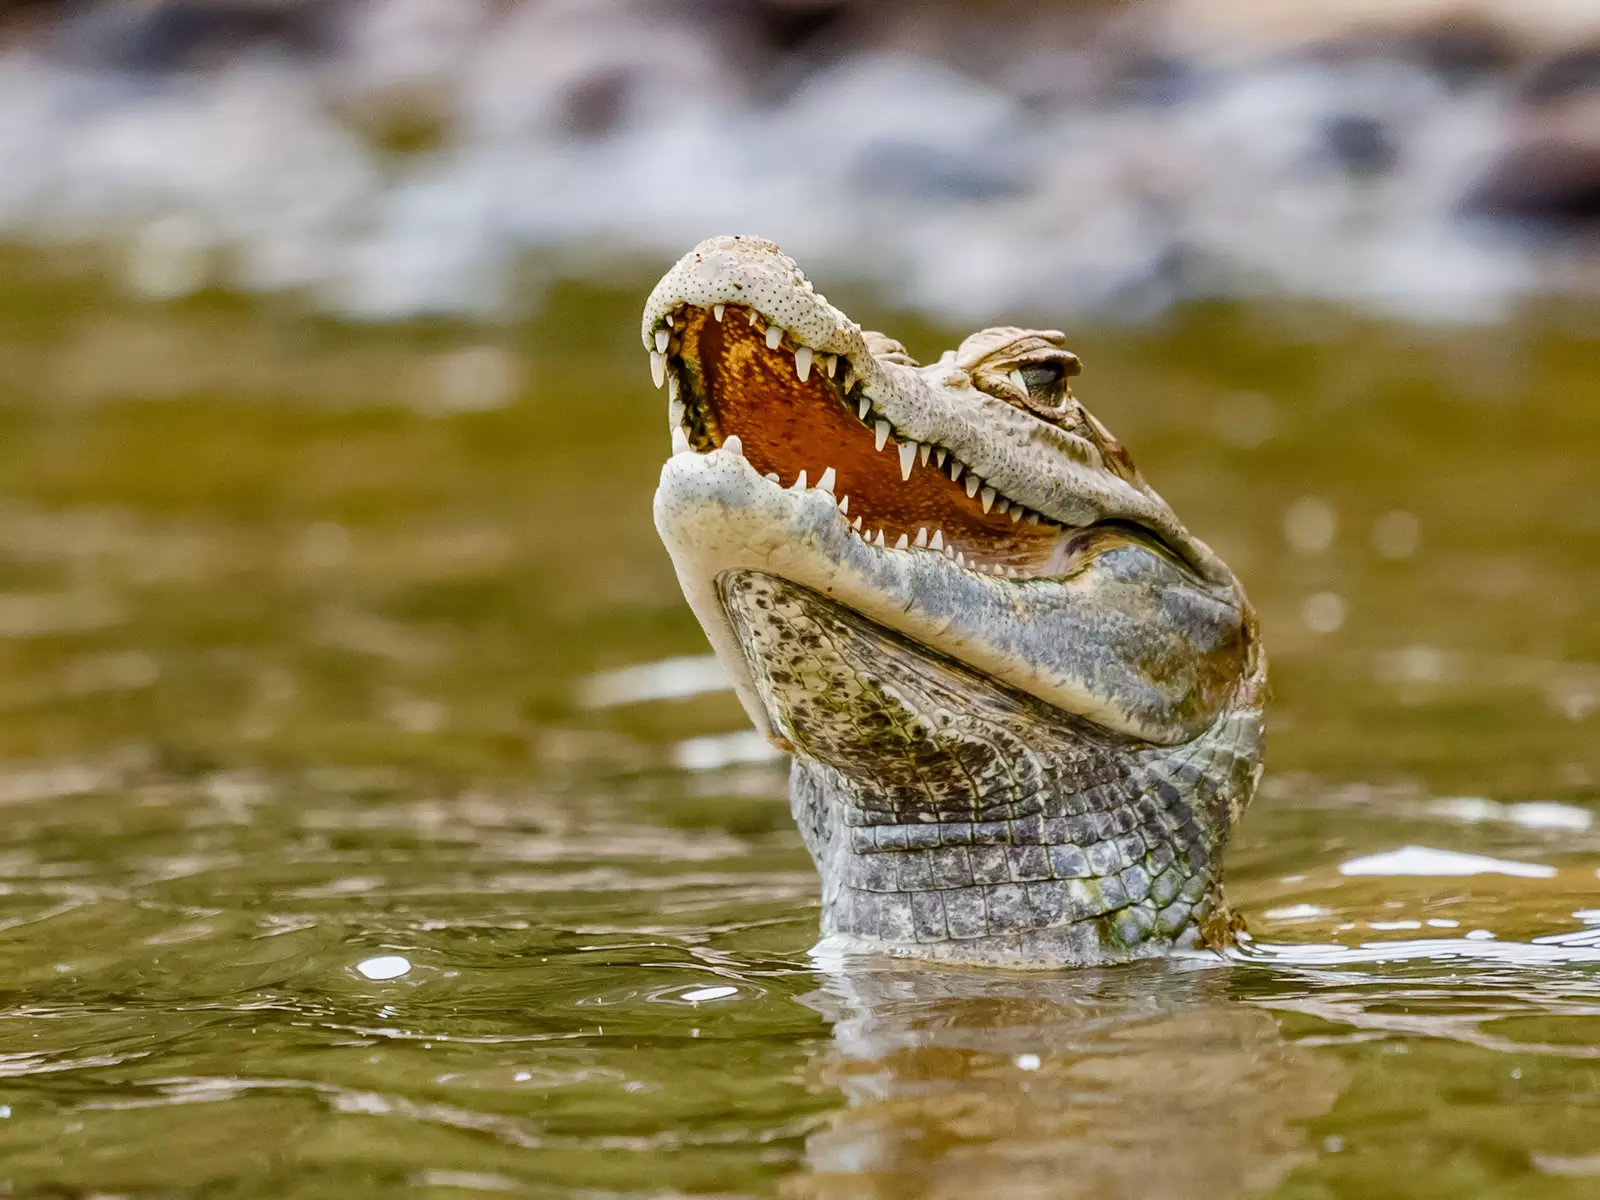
[{"x1": 671, "y1": 306, "x2": 1068, "y2": 575}]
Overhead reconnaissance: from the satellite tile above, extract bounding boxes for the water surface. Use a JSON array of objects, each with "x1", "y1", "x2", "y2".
[{"x1": 0, "y1": 252, "x2": 1596, "y2": 1197}]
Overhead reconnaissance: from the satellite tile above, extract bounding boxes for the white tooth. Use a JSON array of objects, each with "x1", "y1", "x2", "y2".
[
  {"x1": 764, "y1": 472, "x2": 780, "y2": 484},
  {"x1": 898, "y1": 441, "x2": 916, "y2": 480},
  {"x1": 1011, "y1": 508, "x2": 1023, "y2": 523},
  {"x1": 713, "y1": 304, "x2": 725, "y2": 322},
  {"x1": 671, "y1": 427, "x2": 691, "y2": 455},
  {"x1": 980, "y1": 486, "x2": 995, "y2": 513},
  {"x1": 667, "y1": 375, "x2": 679, "y2": 402},
  {"x1": 894, "y1": 533, "x2": 909, "y2": 550},
  {"x1": 795, "y1": 346, "x2": 813, "y2": 382},
  {"x1": 852, "y1": 516, "x2": 863, "y2": 531},
  {"x1": 723, "y1": 434, "x2": 744, "y2": 457},
  {"x1": 954, "y1": 551, "x2": 966, "y2": 567},
  {"x1": 919, "y1": 443, "x2": 931, "y2": 466},
  {"x1": 949, "y1": 461, "x2": 963, "y2": 482},
  {"x1": 817, "y1": 467, "x2": 836, "y2": 494},
  {"x1": 930, "y1": 530, "x2": 945, "y2": 551},
  {"x1": 875, "y1": 420, "x2": 891, "y2": 452},
  {"x1": 838, "y1": 494, "x2": 849, "y2": 515},
  {"x1": 1006, "y1": 566, "x2": 1019, "y2": 578},
  {"x1": 650, "y1": 351, "x2": 665, "y2": 389},
  {"x1": 655, "y1": 328, "x2": 669, "y2": 353},
  {"x1": 766, "y1": 325, "x2": 783, "y2": 350},
  {"x1": 935, "y1": 448, "x2": 948, "y2": 468},
  {"x1": 664, "y1": 313, "x2": 674, "y2": 328},
  {"x1": 792, "y1": 469, "x2": 807, "y2": 490},
  {"x1": 1010, "y1": 368, "x2": 1028, "y2": 392},
  {"x1": 966, "y1": 476, "x2": 981, "y2": 498},
  {"x1": 1025, "y1": 512, "x2": 1041, "y2": 525},
  {"x1": 842, "y1": 365, "x2": 857, "y2": 391},
  {"x1": 824, "y1": 354, "x2": 838, "y2": 378},
  {"x1": 994, "y1": 496, "x2": 1009, "y2": 513},
  {"x1": 858, "y1": 397, "x2": 872, "y2": 420},
  {"x1": 913, "y1": 528, "x2": 928, "y2": 548},
  {"x1": 873, "y1": 530, "x2": 886, "y2": 548}
]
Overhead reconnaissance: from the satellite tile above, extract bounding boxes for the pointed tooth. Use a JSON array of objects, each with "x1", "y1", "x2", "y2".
[
  {"x1": 994, "y1": 496, "x2": 1009, "y2": 513},
  {"x1": 747, "y1": 308, "x2": 760, "y2": 325},
  {"x1": 842, "y1": 365, "x2": 857, "y2": 391},
  {"x1": 664, "y1": 313, "x2": 674, "y2": 328},
  {"x1": 919, "y1": 443, "x2": 931, "y2": 466},
  {"x1": 913, "y1": 528, "x2": 928, "y2": 548},
  {"x1": 764, "y1": 472, "x2": 780, "y2": 484},
  {"x1": 795, "y1": 346, "x2": 813, "y2": 382},
  {"x1": 858, "y1": 396, "x2": 872, "y2": 420},
  {"x1": 655, "y1": 328, "x2": 670, "y2": 353},
  {"x1": 1025, "y1": 512, "x2": 1041, "y2": 525},
  {"x1": 930, "y1": 529, "x2": 945, "y2": 551},
  {"x1": 722, "y1": 434, "x2": 744, "y2": 457},
  {"x1": 980, "y1": 486, "x2": 995, "y2": 513},
  {"x1": 671, "y1": 427, "x2": 691, "y2": 455},
  {"x1": 766, "y1": 325, "x2": 783, "y2": 350},
  {"x1": 1011, "y1": 507, "x2": 1023, "y2": 523},
  {"x1": 949, "y1": 460, "x2": 963, "y2": 482},
  {"x1": 894, "y1": 533, "x2": 909, "y2": 550},
  {"x1": 713, "y1": 304, "x2": 725, "y2": 322},
  {"x1": 1006, "y1": 566, "x2": 1019, "y2": 578},
  {"x1": 875, "y1": 420, "x2": 891, "y2": 452},
  {"x1": 852, "y1": 516, "x2": 863, "y2": 531},
  {"x1": 1010, "y1": 368, "x2": 1028, "y2": 392},
  {"x1": 873, "y1": 530, "x2": 886, "y2": 548},
  {"x1": 650, "y1": 351, "x2": 665, "y2": 389},
  {"x1": 667, "y1": 374, "x2": 679, "y2": 403},
  {"x1": 954, "y1": 551, "x2": 966, "y2": 567},
  {"x1": 817, "y1": 466, "x2": 836, "y2": 494},
  {"x1": 935, "y1": 448, "x2": 948, "y2": 468},
  {"x1": 824, "y1": 354, "x2": 838, "y2": 378},
  {"x1": 966, "y1": 475, "x2": 981, "y2": 498},
  {"x1": 898, "y1": 441, "x2": 916, "y2": 480},
  {"x1": 792, "y1": 469, "x2": 808, "y2": 491},
  {"x1": 838, "y1": 494, "x2": 849, "y2": 515}
]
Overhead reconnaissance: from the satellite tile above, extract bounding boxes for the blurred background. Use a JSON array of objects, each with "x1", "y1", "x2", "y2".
[
  {"x1": 0, "y1": 1, "x2": 1597, "y2": 1197},
  {"x1": 0, "y1": 0, "x2": 1597, "y2": 319}
]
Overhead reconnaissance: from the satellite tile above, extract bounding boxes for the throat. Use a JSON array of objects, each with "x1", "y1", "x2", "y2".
[{"x1": 719, "y1": 569, "x2": 1255, "y2": 966}]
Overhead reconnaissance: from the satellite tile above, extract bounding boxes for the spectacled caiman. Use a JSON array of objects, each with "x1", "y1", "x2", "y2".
[{"x1": 644, "y1": 235, "x2": 1266, "y2": 967}]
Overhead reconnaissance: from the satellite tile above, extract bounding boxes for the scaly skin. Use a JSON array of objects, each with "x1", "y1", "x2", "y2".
[{"x1": 645, "y1": 235, "x2": 1265, "y2": 967}]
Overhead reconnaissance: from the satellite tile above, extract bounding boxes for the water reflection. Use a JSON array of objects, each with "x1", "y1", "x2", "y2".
[{"x1": 786, "y1": 961, "x2": 1346, "y2": 1200}]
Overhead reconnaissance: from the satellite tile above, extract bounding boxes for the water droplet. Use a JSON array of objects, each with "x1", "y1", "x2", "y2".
[
  {"x1": 1372, "y1": 510, "x2": 1420, "y2": 559},
  {"x1": 356, "y1": 955, "x2": 412, "y2": 980},
  {"x1": 680, "y1": 985, "x2": 738, "y2": 1003},
  {"x1": 1283, "y1": 496, "x2": 1336, "y2": 555},
  {"x1": 1303, "y1": 592, "x2": 1346, "y2": 634}
]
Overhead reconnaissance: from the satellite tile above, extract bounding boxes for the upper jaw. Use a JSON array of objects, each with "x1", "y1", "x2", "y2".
[{"x1": 644, "y1": 235, "x2": 1231, "y2": 588}]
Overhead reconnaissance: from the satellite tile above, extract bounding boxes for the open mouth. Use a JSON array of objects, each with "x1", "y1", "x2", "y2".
[{"x1": 650, "y1": 304, "x2": 1075, "y2": 578}]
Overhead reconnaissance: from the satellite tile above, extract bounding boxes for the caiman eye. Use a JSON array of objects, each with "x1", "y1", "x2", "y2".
[
  {"x1": 1012, "y1": 363, "x2": 1064, "y2": 396},
  {"x1": 1006, "y1": 354, "x2": 1079, "y2": 410}
]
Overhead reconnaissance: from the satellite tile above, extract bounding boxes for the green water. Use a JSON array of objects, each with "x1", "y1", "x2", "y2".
[{"x1": 0, "y1": 250, "x2": 1596, "y2": 1198}]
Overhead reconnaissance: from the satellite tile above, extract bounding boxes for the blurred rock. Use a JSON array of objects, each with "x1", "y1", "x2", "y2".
[{"x1": 0, "y1": 0, "x2": 1594, "y2": 323}]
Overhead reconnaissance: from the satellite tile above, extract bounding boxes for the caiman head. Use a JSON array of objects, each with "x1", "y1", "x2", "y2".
[{"x1": 644, "y1": 235, "x2": 1266, "y2": 968}]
